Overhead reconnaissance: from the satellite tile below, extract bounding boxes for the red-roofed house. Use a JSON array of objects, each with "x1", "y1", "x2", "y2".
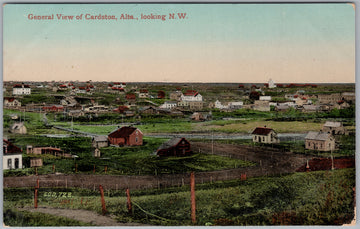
[
  {"x1": 126, "y1": 93, "x2": 136, "y2": 101},
  {"x1": 4, "y1": 97, "x2": 21, "y2": 107},
  {"x1": 76, "y1": 86, "x2": 87, "y2": 94},
  {"x1": 42, "y1": 105, "x2": 64, "y2": 112},
  {"x1": 113, "y1": 105, "x2": 129, "y2": 113},
  {"x1": 181, "y1": 90, "x2": 202, "y2": 102},
  {"x1": 58, "y1": 84, "x2": 68, "y2": 90},
  {"x1": 3, "y1": 139, "x2": 23, "y2": 170},
  {"x1": 108, "y1": 126, "x2": 143, "y2": 146},
  {"x1": 251, "y1": 127, "x2": 279, "y2": 144},
  {"x1": 139, "y1": 89, "x2": 149, "y2": 98},
  {"x1": 13, "y1": 83, "x2": 31, "y2": 95}
]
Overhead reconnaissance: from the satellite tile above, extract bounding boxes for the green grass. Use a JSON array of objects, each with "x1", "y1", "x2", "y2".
[
  {"x1": 4, "y1": 168, "x2": 355, "y2": 226},
  {"x1": 5, "y1": 136, "x2": 255, "y2": 176}
]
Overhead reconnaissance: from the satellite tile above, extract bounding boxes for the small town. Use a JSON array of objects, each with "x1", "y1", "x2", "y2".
[{"x1": 3, "y1": 79, "x2": 355, "y2": 226}]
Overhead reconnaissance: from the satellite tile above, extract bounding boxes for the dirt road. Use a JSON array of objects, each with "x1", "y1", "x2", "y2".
[{"x1": 18, "y1": 207, "x2": 145, "y2": 226}]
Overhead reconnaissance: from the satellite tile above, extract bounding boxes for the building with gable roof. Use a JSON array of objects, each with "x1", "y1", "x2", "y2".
[
  {"x1": 108, "y1": 126, "x2": 143, "y2": 146},
  {"x1": 9, "y1": 122, "x2": 27, "y2": 134},
  {"x1": 155, "y1": 137, "x2": 192, "y2": 157},
  {"x1": 12, "y1": 83, "x2": 31, "y2": 95},
  {"x1": 305, "y1": 131, "x2": 335, "y2": 151},
  {"x1": 251, "y1": 127, "x2": 279, "y2": 144},
  {"x1": 181, "y1": 90, "x2": 203, "y2": 102},
  {"x1": 4, "y1": 97, "x2": 21, "y2": 108},
  {"x1": 322, "y1": 121, "x2": 346, "y2": 135},
  {"x1": 92, "y1": 136, "x2": 109, "y2": 148},
  {"x1": 3, "y1": 139, "x2": 23, "y2": 170}
]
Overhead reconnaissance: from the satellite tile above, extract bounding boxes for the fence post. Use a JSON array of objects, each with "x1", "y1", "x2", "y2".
[
  {"x1": 75, "y1": 163, "x2": 78, "y2": 173},
  {"x1": 52, "y1": 164, "x2": 55, "y2": 173},
  {"x1": 190, "y1": 172, "x2": 196, "y2": 224},
  {"x1": 34, "y1": 178, "x2": 39, "y2": 209},
  {"x1": 99, "y1": 185, "x2": 107, "y2": 215},
  {"x1": 241, "y1": 173, "x2": 247, "y2": 181},
  {"x1": 34, "y1": 188, "x2": 38, "y2": 209},
  {"x1": 93, "y1": 165, "x2": 96, "y2": 174},
  {"x1": 126, "y1": 188, "x2": 132, "y2": 215},
  {"x1": 104, "y1": 165, "x2": 107, "y2": 174}
]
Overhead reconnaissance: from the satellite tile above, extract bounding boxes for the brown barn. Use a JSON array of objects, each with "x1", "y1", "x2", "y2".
[
  {"x1": 108, "y1": 126, "x2": 143, "y2": 146},
  {"x1": 155, "y1": 137, "x2": 192, "y2": 157}
]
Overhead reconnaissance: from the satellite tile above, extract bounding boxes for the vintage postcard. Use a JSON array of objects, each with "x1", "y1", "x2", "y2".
[{"x1": 2, "y1": 2, "x2": 356, "y2": 227}]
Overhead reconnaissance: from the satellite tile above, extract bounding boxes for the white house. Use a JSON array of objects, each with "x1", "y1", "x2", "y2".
[
  {"x1": 268, "y1": 79, "x2": 277, "y2": 88},
  {"x1": 251, "y1": 127, "x2": 279, "y2": 144},
  {"x1": 159, "y1": 101, "x2": 178, "y2": 109},
  {"x1": 259, "y1": 96, "x2": 272, "y2": 101},
  {"x1": 214, "y1": 100, "x2": 227, "y2": 109},
  {"x1": 139, "y1": 89, "x2": 149, "y2": 99},
  {"x1": 4, "y1": 97, "x2": 21, "y2": 107},
  {"x1": 12, "y1": 84, "x2": 31, "y2": 95},
  {"x1": 228, "y1": 101, "x2": 243, "y2": 110},
  {"x1": 3, "y1": 139, "x2": 23, "y2": 170},
  {"x1": 181, "y1": 91, "x2": 203, "y2": 102}
]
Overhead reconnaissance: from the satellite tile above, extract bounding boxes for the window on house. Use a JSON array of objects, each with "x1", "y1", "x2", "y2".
[
  {"x1": 135, "y1": 137, "x2": 138, "y2": 142},
  {"x1": 7, "y1": 159, "x2": 12, "y2": 169},
  {"x1": 15, "y1": 158, "x2": 19, "y2": 169}
]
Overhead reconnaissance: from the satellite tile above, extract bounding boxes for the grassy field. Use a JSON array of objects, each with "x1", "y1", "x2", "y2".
[
  {"x1": 195, "y1": 120, "x2": 323, "y2": 133},
  {"x1": 51, "y1": 119, "x2": 325, "y2": 135},
  {"x1": 3, "y1": 109, "x2": 68, "y2": 135},
  {"x1": 4, "y1": 136, "x2": 255, "y2": 177},
  {"x1": 4, "y1": 168, "x2": 355, "y2": 226}
]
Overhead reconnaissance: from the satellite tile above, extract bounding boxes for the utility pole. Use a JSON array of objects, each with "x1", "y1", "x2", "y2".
[{"x1": 211, "y1": 131, "x2": 214, "y2": 154}]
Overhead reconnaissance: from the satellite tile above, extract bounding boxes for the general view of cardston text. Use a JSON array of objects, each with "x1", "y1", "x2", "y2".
[{"x1": 2, "y1": 3, "x2": 356, "y2": 226}]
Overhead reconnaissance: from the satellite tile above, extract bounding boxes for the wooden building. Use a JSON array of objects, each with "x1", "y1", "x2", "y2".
[
  {"x1": 3, "y1": 139, "x2": 23, "y2": 170},
  {"x1": 26, "y1": 146, "x2": 71, "y2": 157},
  {"x1": 30, "y1": 158, "x2": 43, "y2": 167},
  {"x1": 155, "y1": 137, "x2": 192, "y2": 157},
  {"x1": 93, "y1": 148, "x2": 101, "y2": 158},
  {"x1": 305, "y1": 131, "x2": 336, "y2": 151},
  {"x1": 191, "y1": 112, "x2": 205, "y2": 121},
  {"x1": 92, "y1": 136, "x2": 109, "y2": 148},
  {"x1": 4, "y1": 97, "x2": 21, "y2": 108},
  {"x1": 9, "y1": 122, "x2": 27, "y2": 134},
  {"x1": 108, "y1": 126, "x2": 143, "y2": 146},
  {"x1": 251, "y1": 127, "x2": 280, "y2": 144},
  {"x1": 317, "y1": 93, "x2": 341, "y2": 105},
  {"x1": 322, "y1": 121, "x2": 346, "y2": 135}
]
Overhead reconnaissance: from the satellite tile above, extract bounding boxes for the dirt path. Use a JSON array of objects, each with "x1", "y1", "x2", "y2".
[{"x1": 18, "y1": 207, "x2": 146, "y2": 226}]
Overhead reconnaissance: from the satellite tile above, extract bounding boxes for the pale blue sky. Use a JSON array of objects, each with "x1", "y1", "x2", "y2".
[{"x1": 3, "y1": 3, "x2": 355, "y2": 82}]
